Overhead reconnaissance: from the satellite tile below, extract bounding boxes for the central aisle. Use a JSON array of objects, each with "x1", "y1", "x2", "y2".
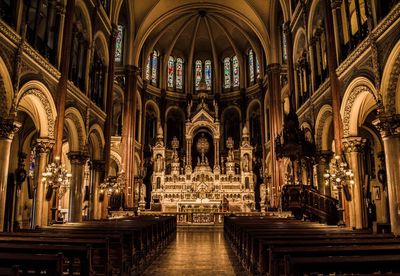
[{"x1": 142, "y1": 227, "x2": 244, "y2": 276}]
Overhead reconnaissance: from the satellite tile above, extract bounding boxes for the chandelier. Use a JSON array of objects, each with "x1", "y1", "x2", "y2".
[
  {"x1": 323, "y1": 155, "x2": 354, "y2": 226},
  {"x1": 42, "y1": 156, "x2": 72, "y2": 198}
]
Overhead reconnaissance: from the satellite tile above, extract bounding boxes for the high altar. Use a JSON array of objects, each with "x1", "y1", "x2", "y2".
[{"x1": 147, "y1": 93, "x2": 255, "y2": 213}]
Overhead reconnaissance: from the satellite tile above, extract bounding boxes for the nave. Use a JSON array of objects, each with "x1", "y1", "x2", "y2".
[{"x1": 142, "y1": 228, "x2": 244, "y2": 276}]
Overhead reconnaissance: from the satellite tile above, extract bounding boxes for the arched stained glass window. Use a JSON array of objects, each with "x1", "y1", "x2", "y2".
[
  {"x1": 256, "y1": 57, "x2": 260, "y2": 80},
  {"x1": 232, "y1": 56, "x2": 239, "y2": 87},
  {"x1": 167, "y1": 56, "x2": 175, "y2": 88},
  {"x1": 249, "y1": 49, "x2": 255, "y2": 83},
  {"x1": 195, "y1": 60, "x2": 202, "y2": 90},
  {"x1": 145, "y1": 56, "x2": 151, "y2": 81},
  {"x1": 115, "y1": 25, "x2": 124, "y2": 63},
  {"x1": 205, "y1": 60, "x2": 212, "y2": 90},
  {"x1": 223, "y1": 57, "x2": 231, "y2": 89},
  {"x1": 176, "y1": 58, "x2": 183, "y2": 90},
  {"x1": 151, "y1": 50, "x2": 158, "y2": 84}
]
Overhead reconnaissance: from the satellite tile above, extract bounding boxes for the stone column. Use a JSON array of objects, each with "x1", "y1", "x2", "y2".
[
  {"x1": 67, "y1": 151, "x2": 88, "y2": 222},
  {"x1": 122, "y1": 65, "x2": 139, "y2": 208},
  {"x1": 54, "y1": 0, "x2": 75, "y2": 159},
  {"x1": 0, "y1": 119, "x2": 21, "y2": 231},
  {"x1": 343, "y1": 137, "x2": 367, "y2": 229},
  {"x1": 90, "y1": 160, "x2": 104, "y2": 220},
  {"x1": 373, "y1": 115, "x2": 400, "y2": 235},
  {"x1": 266, "y1": 64, "x2": 282, "y2": 208},
  {"x1": 34, "y1": 138, "x2": 54, "y2": 227},
  {"x1": 103, "y1": 24, "x2": 118, "y2": 177}
]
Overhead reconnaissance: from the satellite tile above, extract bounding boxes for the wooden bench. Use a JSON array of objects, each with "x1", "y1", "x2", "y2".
[{"x1": 0, "y1": 252, "x2": 63, "y2": 275}]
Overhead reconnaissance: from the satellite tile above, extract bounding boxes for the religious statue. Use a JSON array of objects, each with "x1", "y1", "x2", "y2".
[
  {"x1": 242, "y1": 154, "x2": 249, "y2": 172},
  {"x1": 260, "y1": 183, "x2": 266, "y2": 205},
  {"x1": 154, "y1": 154, "x2": 164, "y2": 172},
  {"x1": 140, "y1": 183, "x2": 146, "y2": 202}
]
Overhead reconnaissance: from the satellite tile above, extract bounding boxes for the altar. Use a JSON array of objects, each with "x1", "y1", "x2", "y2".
[{"x1": 147, "y1": 92, "x2": 255, "y2": 214}]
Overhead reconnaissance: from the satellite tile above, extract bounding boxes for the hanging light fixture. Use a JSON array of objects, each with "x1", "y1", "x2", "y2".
[
  {"x1": 42, "y1": 156, "x2": 72, "y2": 199},
  {"x1": 323, "y1": 155, "x2": 354, "y2": 226}
]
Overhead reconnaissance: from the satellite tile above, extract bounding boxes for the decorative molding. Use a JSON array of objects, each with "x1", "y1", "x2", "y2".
[
  {"x1": 0, "y1": 117, "x2": 21, "y2": 140},
  {"x1": 20, "y1": 89, "x2": 55, "y2": 139},
  {"x1": 342, "y1": 85, "x2": 373, "y2": 138},
  {"x1": 373, "y1": 114, "x2": 400, "y2": 138},
  {"x1": 67, "y1": 151, "x2": 89, "y2": 165},
  {"x1": 35, "y1": 138, "x2": 55, "y2": 153},
  {"x1": 336, "y1": 2, "x2": 400, "y2": 76},
  {"x1": 342, "y1": 136, "x2": 367, "y2": 153},
  {"x1": 315, "y1": 109, "x2": 332, "y2": 150},
  {"x1": 386, "y1": 52, "x2": 400, "y2": 114}
]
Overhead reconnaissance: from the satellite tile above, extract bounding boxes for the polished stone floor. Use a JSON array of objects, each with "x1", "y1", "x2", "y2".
[{"x1": 142, "y1": 227, "x2": 246, "y2": 276}]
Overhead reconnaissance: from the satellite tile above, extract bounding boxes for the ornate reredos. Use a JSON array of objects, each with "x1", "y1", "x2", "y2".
[{"x1": 186, "y1": 106, "x2": 220, "y2": 140}]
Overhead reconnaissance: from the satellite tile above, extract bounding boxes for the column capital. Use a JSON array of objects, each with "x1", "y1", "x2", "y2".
[
  {"x1": 35, "y1": 138, "x2": 55, "y2": 153},
  {"x1": 317, "y1": 150, "x2": 333, "y2": 163},
  {"x1": 0, "y1": 118, "x2": 21, "y2": 140},
  {"x1": 373, "y1": 114, "x2": 400, "y2": 138},
  {"x1": 266, "y1": 63, "x2": 281, "y2": 74},
  {"x1": 91, "y1": 160, "x2": 105, "y2": 172},
  {"x1": 67, "y1": 151, "x2": 89, "y2": 165},
  {"x1": 125, "y1": 65, "x2": 140, "y2": 76},
  {"x1": 342, "y1": 137, "x2": 367, "y2": 153},
  {"x1": 331, "y1": 0, "x2": 342, "y2": 10}
]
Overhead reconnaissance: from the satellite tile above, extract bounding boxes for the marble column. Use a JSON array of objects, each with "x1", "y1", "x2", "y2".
[
  {"x1": 34, "y1": 138, "x2": 54, "y2": 227},
  {"x1": 103, "y1": 24, "x2": 118, "y2": 177},
  {"x1": 67, "y1": 151, "x2": 88, "y2": 222},
  {"x1": 267, "y1": 64, "x2": 283, "y2": 208},
  {"x1": 0, "y1": 119, "x2": 21, "y2": 231},
  {"x1": 343, "y1": 137, "x2": 367, "y2": 229},
  {"x1": 122, "y1": 66, "x2": 139, "y2": 208},
  {"x1": 373, "y1": 115, "x2": 400, "y2": 235},
  {"x1": 90, "y1": 160, "x2": 104, "y2": 220}
]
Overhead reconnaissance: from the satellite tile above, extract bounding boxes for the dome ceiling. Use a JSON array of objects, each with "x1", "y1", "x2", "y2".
[
  {"x1": 146, "y1": 9, "x2": 260, "y2": 60},
  {"x1": 126, "y1": 0, "x2": 277, "y2": 65}
]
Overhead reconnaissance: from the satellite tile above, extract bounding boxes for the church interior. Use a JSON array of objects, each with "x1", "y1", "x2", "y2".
[{"x1": 0, "y1": 0, "x2": 400, "y2": 274}]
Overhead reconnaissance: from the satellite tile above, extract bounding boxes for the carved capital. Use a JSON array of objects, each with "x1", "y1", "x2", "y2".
[
  {"x1": 342, "y1": 137, "x2": 367, "y2": 153},
  {"x1": 91, "y1": 160, "x2": 105, "y2": 172},
  {"x1": 67, "y1": 151, "x2": 89, "y2": 165},
  {"x1": 266, "y1": 63, "x2": 281, "y2": 74},
  {"x1": 35, "y1": 138, "x2": 55, "y2": 154},
  {"x1": 125, "y1": 65, "x2": 140, "y2": 76},
  {"x1": 317, "y1": 150, "x2": 333, "y2": 164},
  {"x1": 0, "y1": 118, "x2": 21, "y2": 140},
  {"x1": 373, "y1": 114, "x2": 400, "y2": 138},
  {"x1": 331, "y1": 0, "x2": 342, "y2": 9}
]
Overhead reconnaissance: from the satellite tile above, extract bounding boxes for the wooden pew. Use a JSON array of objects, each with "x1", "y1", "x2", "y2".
[{"x1": 0, "y1": 252, "x2": 63, "y2": 275}]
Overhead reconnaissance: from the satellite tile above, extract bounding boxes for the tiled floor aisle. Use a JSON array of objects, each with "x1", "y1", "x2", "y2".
[{"x1": 142, "y1": 227, "x2": 246, "y2": 276}]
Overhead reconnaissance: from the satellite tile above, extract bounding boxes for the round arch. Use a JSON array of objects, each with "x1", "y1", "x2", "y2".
[
  {"x1": 75, "y1": 0, "x2": 93, "y2": 44},
  {"x1": 315, "y1": 105, "x2": 333, "y2": 151},
  {"x1": 93, "y1": 31, "x2": 110, "y2": 66},
  {"x1": 341, "y1": 77, "x2": 378, "y2": 138},
  {"x1": 64, "y1": 107, "x2": 87, "y2": 152},
  {"x1": 16, "y1": 81, "x2": 57, "y2": 139},
  {"x1": 0, "y1": 54, "x2": 13, "y2": 118},
  {"x1": 88, "y1": 123, "x2": 105, "y2": 160},
  {"x1": 246, "y1": 99, "x2": 262, "y2": 125},
  {"x1": 381, "y1": 39, "x2": 400, "y2": 114},
  {"x1": 144, "y1": 99, "x2": 161, "y2": 122}
]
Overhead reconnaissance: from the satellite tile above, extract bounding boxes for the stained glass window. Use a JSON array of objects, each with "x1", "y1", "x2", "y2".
[
  {"x1": 281, "y1": 23, "x2": 287, "y2": 64},
  {"x1": 145, "y1": 56, "x2": 151, "y2": 80},
  {"x1": 249, "y1": 49, "x2": 254, "y2": 83},
  {"x1": 167, "y1": 56, "x2": 174, "y2": 88},
  {"x1": 176, "y1": 58, "x2": 183, "y2": 90},
  {"x1": 205, "y1": 60, "x2": 212, "y2": 90},
  {"x1": 256, "y1": 57, "x2": 260, "y2": 80},
  {"x1": 195, "y1": 60, "x2": 202, "y2": 90},
  {"x1": 115, "y1": 25, "x2": 123, "y2": 63},
  {"x1": 151, "y1": 50, "x2": 158, "y2": 85},
  {"x1": 223, "y1": 57, "x2": 231, "y2": 89},
  {"x1": 233, "y1": 56, "x2": 239, "y2": 87}
]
